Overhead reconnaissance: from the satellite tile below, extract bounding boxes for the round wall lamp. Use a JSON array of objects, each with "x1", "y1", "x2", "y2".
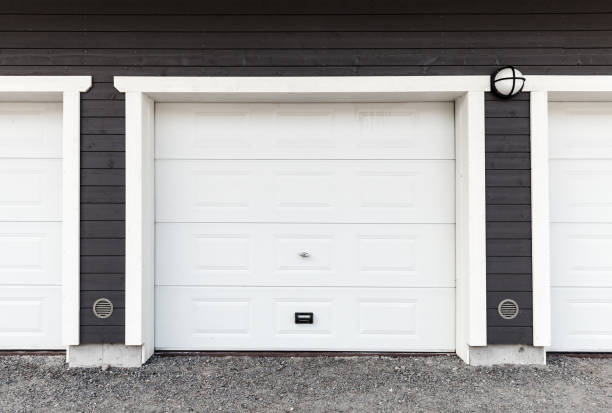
[{"x1": 490, "y1": 66, "x2": 526, "y2": 99}]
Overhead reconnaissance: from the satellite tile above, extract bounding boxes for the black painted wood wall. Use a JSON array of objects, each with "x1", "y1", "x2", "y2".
[
  {"x1": 486, "y1": 93, "x2": 532, "y2": 344},
  {"x1": 1, "y1": 1, "x2": 611, "y2": 344}
]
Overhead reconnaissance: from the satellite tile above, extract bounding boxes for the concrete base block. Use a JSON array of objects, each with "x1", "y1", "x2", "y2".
[
  {"x1": 469, "y1": 345, "x2": 546, "y2": 366},
  {"x1": 68, "y1": 344, "x2": 143, "y2": 368}
]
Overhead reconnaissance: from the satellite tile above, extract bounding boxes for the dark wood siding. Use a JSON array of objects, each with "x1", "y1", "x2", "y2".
[
  {"x1": 1, "y1": 2, "x2": 611, "y2": 344},
  {"x1": 486, "y1": 93, "x2": 533, "y2": 344}
]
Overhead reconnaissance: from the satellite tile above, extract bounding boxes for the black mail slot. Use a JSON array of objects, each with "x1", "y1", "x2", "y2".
[{"x1": 294, "y1": 312, "x2": 314, "y2": 324}]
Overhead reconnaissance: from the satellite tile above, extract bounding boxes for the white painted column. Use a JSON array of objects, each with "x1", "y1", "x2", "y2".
[
  {"x1": 530, "y1": 91, "x2": 552, "y2": 347},
  {"x1": 61, "y1": 91, "x2": 81, "y2": 346},
  {"x1": 125, "y1": 91, "x2": 156, "y2": 365},
  {"x1": 454, "y1": 91, "x2": 487, "y2": 363}
]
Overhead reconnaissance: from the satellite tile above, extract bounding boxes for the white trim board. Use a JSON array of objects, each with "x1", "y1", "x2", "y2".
[
  {"x1": 0, "y1": 76, "x2": 92, "y2": 350},
  {"x1": 114, "y1": 76, "x2": 490, "y2": 103},
  {"x1": 0, "y1": 76, "x2": 91, "y2": 93},
  {"x1": 526, "y1": 76, "x2": 612, "y2": 101},
  {"x1": 115, "y1": 75, "x2": 489, "y2": 365},
  {"x1": 114, "y1": 76, "x2": 490, "y2": 92}
]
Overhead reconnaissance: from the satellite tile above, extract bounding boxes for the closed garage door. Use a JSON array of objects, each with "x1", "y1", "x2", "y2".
[
  {"x1": 549, "y1": 102, "x2": 612, "y2": 351},
  {"x1": 0, "y1": 103, "x2": 62, "y2": 349},
  {"x1": 154, "y1": 102, "x2": 456, "y2": 351}
]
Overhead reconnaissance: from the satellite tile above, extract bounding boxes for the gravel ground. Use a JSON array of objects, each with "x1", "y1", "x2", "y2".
[{"x1": 0, "y1": 354, "x2": 611, "y2": 412}]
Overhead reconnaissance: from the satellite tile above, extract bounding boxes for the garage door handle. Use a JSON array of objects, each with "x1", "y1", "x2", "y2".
[
  {"x1": 299, "y1": 251, "x2": 310, "y2": 258},
  {"x1": 295, "y1": 312, "x2": 314, "y2": 324}
]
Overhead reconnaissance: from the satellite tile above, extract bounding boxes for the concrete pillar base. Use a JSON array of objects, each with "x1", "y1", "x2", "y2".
[
  {"x1": 468, "y1": 345, "x2": 546, "y2": 366},
  {"x1": 67, "y1": 344, "x2": 144, "y2": 368}
]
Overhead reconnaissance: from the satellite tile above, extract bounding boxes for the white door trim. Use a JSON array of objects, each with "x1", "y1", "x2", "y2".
[
  {"x1": 525, "y1": 76, "x2": 612, "y2": 347},
  {"x1": 0, "y1": 76, "x2": 92, "y2": 347},
  {"x1": 115, "y1": 76, "x2": 490, "y2": 364}
]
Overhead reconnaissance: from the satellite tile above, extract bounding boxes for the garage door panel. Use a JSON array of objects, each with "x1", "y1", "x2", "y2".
[
  {"x1": 155, "y1": 286, "x2": 454, "y2": 351},
  {"x1": 551, "y1": 223, "x2": 612, "y2": 287},
  {"x1": 550, "y1": 101, "x2": 612, "y2": 351},
  {"x1": 155, "y1": 100, "x2": 455, "y2": 352},
  {"x1": 0, "y1": 159, "x2": 62, "y2": 221},
  {"x1": 0, "y1": 102, "x2": 62, "y2": 351},
  {"x1": 156, "y1": 160, "x2": 455, "y2": 223},
  {"x1": 0, "y1": 222, "x2": 61, "y2": 285},
  {"x1": 0, "y1": 103, "x2": 62, "y2": 159},
  {"x1": 155, "y1": 102, "x2": 454, "y2": 160},
  {"x1": 550, "y1": 160, "x2": 612, "y2": 222},
  {"x1": 550, "y1": 287, "x2": 612, "y2": 351},
  {"x1": 549, "y1": 102, "x2": 612, "y2": 159},
  {"x1": 155, "y1": 223, "x2": 455, "y2": 287},
  {"x1": 0, "y1": 286, "x2": 61, "y2": 349}
]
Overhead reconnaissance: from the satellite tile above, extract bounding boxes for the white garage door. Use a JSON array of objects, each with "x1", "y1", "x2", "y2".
[
  {"x1": 549, "y1": 102, "x2": 612, "y2": 351},
  {"x1": 154, "y1": 102, "x2": 456, "y2": 351},
  {"x1": 0, "y1": 103, "x2": 62, "y2": 349}
]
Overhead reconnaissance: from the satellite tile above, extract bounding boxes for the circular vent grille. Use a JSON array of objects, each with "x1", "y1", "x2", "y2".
[
  {"x1": 92, "y1": 298, "x2": 114, "y2": 319},
  {"x1": 498, "y1": 299, "x2": 519, "y2": 320}
]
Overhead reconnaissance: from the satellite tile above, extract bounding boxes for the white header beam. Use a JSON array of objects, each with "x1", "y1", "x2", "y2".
[
  {"x1": 526, "y1": 76, "x2": 612, "y2": 92},
  {"x1": 0, "y1": 76, "x2": 91, "y2": 93},
  {"x1": 115, "y1": 76, "x2": 491, "y2": 95}
]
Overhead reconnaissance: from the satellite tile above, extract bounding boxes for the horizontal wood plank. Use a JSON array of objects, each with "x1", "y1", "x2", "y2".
[
  {"x1": 4, "y1": 31, "x2": 612, "y2": 49},
  {"x1": 82, "y1": 152, "x2": 125, "y2": 169},
  {"x1": 82, "y1": 100, "x2": 125, "y2": 117},
  {"x1": 80, "y1": 326, "x2": 124, "y2": 344},
  {"x1": 486, "y1": 117, "x2": 530, "y2": 135},
  {"x1": 81, "y1": 221, "x2": 124, "y2": 238},
  {"x1": 0, "y1": 1, "x2": 611, "y2": 14},
  {"x1": 487, "y1": 274, "x2": 533, "y2": 291},
  {"x1": 487, "y1": 239, "x2": 532, "y2": 257},
  {"x1": 486, "y1": 170, "x2": 531, "y2": 187},
  {"x1": 81, "y1": 274, "x2": 125, "y2": 291},
  {"x1": 486, "y1": 187, "x2": 531, "y2": 205},
  {"x1": 81, "y1": 186, "x2": 124, "y2": 204},
  {"x1": 487, "y1": 222, "x2": 532, "y2": 239},
  {"x1": 486, "y1": 205, "x2": 531, "y2": 222},
  {"x1": 82, "y1": 135, "x2": 125, "y2": 152},
  {"x1": 487, "y1": 327, "x2": 533, "y2": 345},
  {"x1": 487, "y1": 257, "x2": 532, "y2": 274},
  {"x1": 81, "y1": 238, "x2": 124, "y2": 256},
  {"x1": 82, "y1": 117, "x2": 124, "y2": 135},
  {"x1": 486, "y1": 135, "x2": 531, "y2": 153},
  {"x1": 81, "y1": 169, "x2": 124, "y2": 186},
  {"x1": 81, "y1": 204, "x2": 125, "y2": 221},
  {"x1": 3, "y1": 48, "x2": 612, "y2": 66},
  {"x1": 4, "y1": 14, "x2": 612, "y2": 32},
  {"x1": 81, "y1": 256, "x2": 125, "y2": 274},
  {"x1": 485, "y1": 101, "x2": 530, "y2": 118},
  {"x1": 485, "y1": 153, "x2": 531, "y2": 170}
]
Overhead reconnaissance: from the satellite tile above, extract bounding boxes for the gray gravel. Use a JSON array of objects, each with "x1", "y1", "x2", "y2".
[{"x1": 1, "y1": 354, "x2": 611, "y2": 412}]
